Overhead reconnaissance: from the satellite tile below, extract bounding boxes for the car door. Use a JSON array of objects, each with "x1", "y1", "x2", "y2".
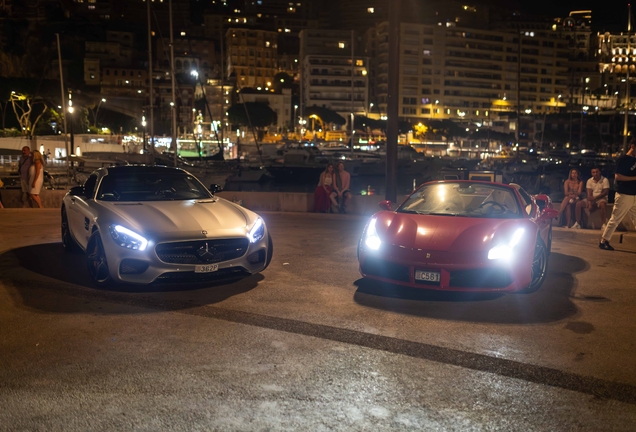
[{"x1": 71, "y1": 174, "x2": 98, "y2": 250}]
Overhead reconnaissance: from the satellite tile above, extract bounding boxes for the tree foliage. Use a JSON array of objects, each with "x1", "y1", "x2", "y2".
[
  {"x1": 227, "y1": 102, "x2": 277, "y2": 129},
  {"x1": 304, "y1": 106, "x2": 346, "y2": 126}
]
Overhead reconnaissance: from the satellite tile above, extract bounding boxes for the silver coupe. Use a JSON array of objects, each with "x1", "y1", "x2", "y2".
[{"x1": 61, "y1": 165, "x2": 273, "y2": 286}]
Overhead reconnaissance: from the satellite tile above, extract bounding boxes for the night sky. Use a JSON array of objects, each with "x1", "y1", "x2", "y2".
[{"x1": 516, "y1": 0, "x2": 632, "y2": 32}]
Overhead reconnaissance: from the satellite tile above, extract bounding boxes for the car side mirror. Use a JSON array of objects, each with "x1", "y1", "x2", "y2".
[
  {"x1": 534, "y1": 194, "x2": 550, "y2": 212},
  {"x1": 69, "y1": 186, "x2": 85, "y2": 197},
  {"x1": 379, "y1": 200, "x2": 392, "y2": 211},
  {"x1": 210, "y1": 184, "x2": 222, "y2": 195}
]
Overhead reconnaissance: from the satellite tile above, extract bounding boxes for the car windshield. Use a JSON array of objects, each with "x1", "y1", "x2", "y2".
[
  {"x1": 397, "y1": 182, "x2": 521, "y2": 218},
  {"x1": 96, "y1": 171, "x2": 212, "y2": 202}
]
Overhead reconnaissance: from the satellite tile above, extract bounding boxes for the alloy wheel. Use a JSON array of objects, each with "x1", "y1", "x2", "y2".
[{"x1": 87, "y1": 232, "x2": 111, "y2": 285}]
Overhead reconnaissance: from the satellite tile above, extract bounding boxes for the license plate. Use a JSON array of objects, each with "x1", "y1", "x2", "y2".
[
  {"x1": 415, "y1": 270, "x2": 440, "y2": 282},
  {"x1": 195, "y1": 264, "x2": 219, "y2": 273}
]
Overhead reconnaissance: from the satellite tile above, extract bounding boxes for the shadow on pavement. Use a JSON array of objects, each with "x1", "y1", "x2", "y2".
[
  {"x1": 353, "y1": 252, "x2": 588, "y2": 324},
  {"x1": 1, "y1": 243, "x2": 263, "y2": 313}
]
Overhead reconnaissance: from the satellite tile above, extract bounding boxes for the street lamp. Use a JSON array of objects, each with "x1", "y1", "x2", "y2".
[
  {"x1": 293, "y1": 104, "x2": 298, "y2": 136},
  {"x1": 93, "y1": 98, "x2": 106, "y2": 127},
  {"x1": 68, "y1": 105, "x2": 75, "y2": 155}
]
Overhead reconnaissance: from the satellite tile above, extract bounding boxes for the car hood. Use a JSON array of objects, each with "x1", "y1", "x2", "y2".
[
  {"x1": 374, "y1": 211, "x2": 531, "y2": 253},
  {"x1": 96, "y1": 198, "x2": 251, "y2": 240}
]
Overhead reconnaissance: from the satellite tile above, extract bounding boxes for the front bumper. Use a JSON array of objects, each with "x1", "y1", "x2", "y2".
[
  {"x1": 101, "y1": 230, "x2": 271, "y2": 285},
  {"x1": 358, "y1": 247, "x2": 532, "y2": 292}
]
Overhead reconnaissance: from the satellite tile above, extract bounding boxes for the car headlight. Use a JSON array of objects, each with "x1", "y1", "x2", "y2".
[
  {"x1": 364, "y1": 218, "x2": 382, "y2": 250},
  {"x1": 109, "y1": 225, "x2": 148, "y2": 251},
  {"x1": 247, "y1": 218, "x2": 265, "y2": 243},
  {"x1": 488, "y1": 228, "x2": 524, "y2": 260}
]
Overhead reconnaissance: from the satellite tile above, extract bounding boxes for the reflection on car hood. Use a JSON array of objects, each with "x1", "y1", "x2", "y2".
[
  {"x1": 375, "y1": 212, "x2": 529, "y2": 252},
  {"x1": 97, "y1": 198, "x2": 249, "y2": 240}
]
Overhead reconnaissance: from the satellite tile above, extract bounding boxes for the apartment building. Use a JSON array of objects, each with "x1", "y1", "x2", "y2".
[
  {"x1": 370, "y1": 22, "x2": 570, "y2": 126},
  {"x1": 299, "y1": 29, "x2": 370, "y2": 120},
  {"x1": 597, "y1": 31, "x2": 636, "y2": 109},
  {"x1": 238, "y1": 88, "x2": 293, "y2": 130},
  {"x1": 225, "y1": 28, "x2": 279, "y2": 88},
  {"x1": 156, "y1": 35, "x2": 217, "y2": 80}
]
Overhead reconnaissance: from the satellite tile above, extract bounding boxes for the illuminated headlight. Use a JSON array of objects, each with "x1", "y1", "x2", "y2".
[
  {"x1": 109, "y1": 225, "x2": 148, "y2": 251},
  {"x1": 364, "y1": 218, "x2": 382, "y2": 250},
  {"x1": 247, "y1": 218, "x2": 265, "y2": 243},
  {"x1": 488, "y1": 228, "x2": 524, "y2": 260}
]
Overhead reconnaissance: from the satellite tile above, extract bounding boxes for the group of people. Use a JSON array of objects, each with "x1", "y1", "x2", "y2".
[
  {"x1": 559, "y1": 139, "x2": 636, "y2": 250},
  {"x1": 17, "y1": 146, "x2": 45, "y2": 208},
  {"x1": 313, "y1": 161, "x2": 352, "y2": 214}
]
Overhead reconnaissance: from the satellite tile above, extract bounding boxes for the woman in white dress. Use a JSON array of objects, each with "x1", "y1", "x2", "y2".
[{"x1": 28, "y1": 150, "x2": 44, "y2": 208}]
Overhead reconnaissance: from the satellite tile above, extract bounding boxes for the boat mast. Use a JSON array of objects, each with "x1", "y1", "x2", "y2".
[
  {"x1": 623, "y1": 4, "x2": 632, "y2": 153},
  {"x1": 168, "y1": 0, "x2": 178, "y2": 167},
  {"x1": 55, "y1": 33, "x2": 70, "y2": 177},
  {"x1": 146, "y1": 0, "x2": 155, "y2": 161}
]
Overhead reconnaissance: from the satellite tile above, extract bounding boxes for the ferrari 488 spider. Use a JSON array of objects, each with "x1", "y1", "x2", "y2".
[{"x1": 358, "y1": 181, "x2": 559, "y2": 293}]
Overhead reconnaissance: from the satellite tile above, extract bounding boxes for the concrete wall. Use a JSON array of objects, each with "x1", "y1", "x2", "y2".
[{"x1": 1, "y1": 188, "x2": 634, "y2": 232}]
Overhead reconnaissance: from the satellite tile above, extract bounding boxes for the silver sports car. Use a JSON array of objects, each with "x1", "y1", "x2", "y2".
[{"x1": 61, "y1": 165, "x2": 273, "y2": 286}]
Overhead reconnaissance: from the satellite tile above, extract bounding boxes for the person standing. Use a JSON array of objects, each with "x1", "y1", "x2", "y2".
[
  {"x1": 18, "y1": 146, "x2": 33, "y2": 207},
  {"x1": 28, "y1": 150, "x2": 45, "y2": 208},
  {"x1": 599, "y1": 140, "x2": 636, "y2": 250},
  {"x1": 574, "y1": 167, "x2": 610, "y2": 230}
]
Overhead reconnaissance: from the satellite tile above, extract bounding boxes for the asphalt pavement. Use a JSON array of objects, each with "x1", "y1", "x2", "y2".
[{"x1": 1, "y1": 209, "x2": 635, "y2": 431}]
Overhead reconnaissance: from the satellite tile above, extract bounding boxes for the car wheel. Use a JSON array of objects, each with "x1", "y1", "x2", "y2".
[
  {"x1": 520, "y1": 237, "x2": 548, "y2": 293},
  {"x1": 61, "y1": 207, "x2": 78, "y2": 252},
  {"x1": 264, "y1": 235, "x2": 274, "y2": 269},
  {"x1": 86, "y1": 231, "x2": 112, "y2": 287}
]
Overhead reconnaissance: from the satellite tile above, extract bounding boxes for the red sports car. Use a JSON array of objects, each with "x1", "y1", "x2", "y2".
[{"x1": 358, "y1": 181, "x2": 559, "y2": 293}]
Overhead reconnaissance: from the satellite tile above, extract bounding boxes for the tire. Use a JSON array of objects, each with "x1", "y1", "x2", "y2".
[
  {"x1": 264, "y1": 235, "x2": 274, "y2": 269},
  {"x1": 519, "y1": 237, "x2": 548, "y2": 294},
  {"x1": 86, "y1": 231, "x2": 112, "y2": 287},
  {"x1": 61, "y1": 207, "x2": 79, "y2": 252}
]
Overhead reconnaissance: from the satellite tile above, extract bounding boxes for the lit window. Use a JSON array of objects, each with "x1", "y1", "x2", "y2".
[
  {"x1": 180, "y1": 32, "x2": 186, "y2": 36},
  {"x1": 367, "y1": 7, "x2": 374, "y2": 13},
  {"x1": 356, "y1": 59, "x2": 363, "y2": 66},
  {"x1": 338, "y1": 42, "x2": 345, "y2": 49}
]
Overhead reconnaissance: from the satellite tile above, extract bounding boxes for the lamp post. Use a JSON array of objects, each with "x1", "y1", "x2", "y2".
[
  {"x1": 293, "y1": 104, "x2": 298, "y2": 137},
  {"x1": 93, "y1": 98, "x2": 106, "y2": 127},
  {"x1": 142, "y1": 111, "x2": 147, "y2": 153},
  {"x1": 68, "y1": 105, "x2": 75, "y2": 156}
]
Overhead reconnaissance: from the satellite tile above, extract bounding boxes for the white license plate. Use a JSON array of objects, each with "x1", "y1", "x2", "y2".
[
  {"x1": 195, "y1": 264, "x2": 219, "y2": 273},
  {"x1": 415, "y1": 270, "x2": 440, "y2": 282}
]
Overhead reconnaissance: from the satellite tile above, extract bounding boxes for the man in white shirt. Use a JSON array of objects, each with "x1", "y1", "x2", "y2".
[{"x1": 574, "y1": 167, "x2": 610, "y2": 229}]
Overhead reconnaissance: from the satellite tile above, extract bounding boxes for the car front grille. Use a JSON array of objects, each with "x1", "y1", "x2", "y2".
[
  {"x1": 155, "y1": 238, "x2": 250, "y2": 264},
  {"x1": 361, "y1": 257, "x2": 411, "y2": 282},
  {"x1": 449, "y1": 268, "x2": 512, "y2": 288}
]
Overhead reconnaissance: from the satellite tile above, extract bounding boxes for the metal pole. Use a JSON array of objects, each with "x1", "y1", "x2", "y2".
[
  {"x1": 147, "y1": 0, "x2": 155, "y2": 160},
  {"x1": 351, "y1": 29, "x2": 355, "y2": 155},
  {"x1": 623, "y1": 4, "x2": 632, "y2": 153},
  {"x1": 517, "y1": 32, "x2": 521, "y2": 147},
  {"x1": 386, "y1": 0, "x2": 400, "y2": 203},
  {"x1": 55, "y1": 33, "x2": 70, "y2": 177},
  {"x1": 169, "y1": 0, "x2": 178, "y2": 167},
  {"x1": 220, "y1": 26, "x2": 225, "y2": 147}
]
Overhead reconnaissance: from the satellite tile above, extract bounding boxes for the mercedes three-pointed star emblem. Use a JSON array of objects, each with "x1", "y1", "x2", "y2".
[{"x1": 196, "y1": 242, "x2": 218, "y2": 263}]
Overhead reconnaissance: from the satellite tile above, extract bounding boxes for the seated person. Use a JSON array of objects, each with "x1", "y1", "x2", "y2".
[
  {"x1": 573, "y1": 167, "x2": 610, "y2": 229},
  {"x1": 558, "y1": 169, "x2": 583, "y2": 227},
  {"x1": 330, "y1": 162, "x2": 352, "y2": 213}
]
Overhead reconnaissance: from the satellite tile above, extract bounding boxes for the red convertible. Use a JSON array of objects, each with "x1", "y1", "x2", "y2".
[{"x1": 358, "y1": 181, "x2": 559, "y2": 293}]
